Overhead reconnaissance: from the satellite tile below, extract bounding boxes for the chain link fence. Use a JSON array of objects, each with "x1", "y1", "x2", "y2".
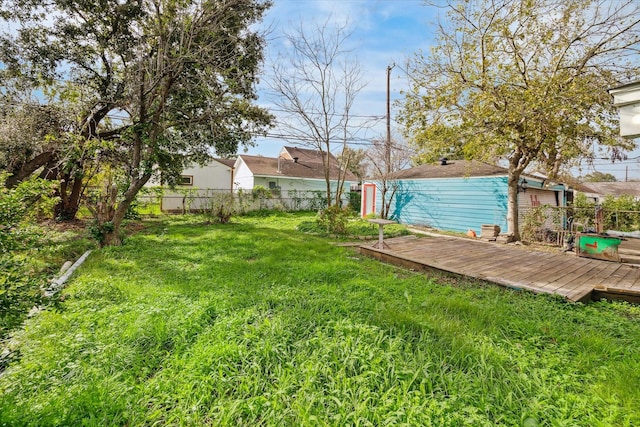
[
  {"x1": 519, "y1": 205, "x2": 640, "y2": 245},
  {"x1": 136, "y1": 187, "x2": 361, "y2": 215}
]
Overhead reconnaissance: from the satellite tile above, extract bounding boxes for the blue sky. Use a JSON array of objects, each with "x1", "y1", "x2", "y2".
[
  {"x1": 252, "y1": 0, "x2": 435, "y2": 156},
  {"x1": 251, "y1": 0, "x2": 640, "y2": 181}
]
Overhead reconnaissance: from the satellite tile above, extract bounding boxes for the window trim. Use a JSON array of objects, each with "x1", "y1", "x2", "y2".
[{"x1": 180, "y1": 175, "x2": 194, "y2": 186}]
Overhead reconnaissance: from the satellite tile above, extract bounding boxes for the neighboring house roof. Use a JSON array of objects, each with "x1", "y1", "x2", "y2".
[
  {"x1": 574, "y1": 182, "x2": 640, "y2": 198},
  {"x1": 279, "y1": 146, "x2": 336, "y2": 164},
  {"x1": 608, "y1": 80, "x2": 640, "y2": 95},
  {"x1": 239, "y1": 154, "x2": 357, "y2": 181},
  {"x1": 214, "y1": 158, "x2": 236, "y2": 168},
  {"x1": 394, "y1": 160, "x2": 508, "y2": 179}
]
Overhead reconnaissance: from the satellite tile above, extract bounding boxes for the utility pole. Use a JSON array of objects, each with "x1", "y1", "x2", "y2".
[{"x1": 386, "y1": 64, "x2": 395, "y2": 178}]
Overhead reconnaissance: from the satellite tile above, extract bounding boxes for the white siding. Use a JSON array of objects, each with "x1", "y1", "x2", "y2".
[
  {"x1": 161, "y1": 160, "x2": 233, "y2": 211},
  {"x1": 183, "y1": 161, "x2": 233, "y2": 190},
  {"x1": 518, "y1": 188, "x2": 560, "y2": 208},
  {"x1": 232, "y1": 158, "x2": 255, "y2": 190}
]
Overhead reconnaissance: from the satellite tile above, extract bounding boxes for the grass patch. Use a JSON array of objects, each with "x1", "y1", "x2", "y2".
[
  {"x1": 0, "y1": 221, "x2": 96, "y2": 341},
  {"x1": 297, "y1": 212, "x2": 409, "y2": 239},
  {"x1": 1, "y1": 212, "x2": 639, "y2": 426}
]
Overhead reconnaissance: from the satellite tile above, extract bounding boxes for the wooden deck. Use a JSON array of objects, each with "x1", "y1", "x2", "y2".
[{"x1": 360, "y1": 234, "x2": 640, "y2": 303}]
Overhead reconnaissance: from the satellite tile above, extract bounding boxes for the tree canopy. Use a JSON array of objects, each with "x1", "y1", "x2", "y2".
[
  {"x1": 581, "y1": 171, "x2": 618, "y2": 183},
  {"x1": 400, "y1": 0, "x2": 640, "y2": 239},
  {"x1": 0, "y1": 0, "x2": 273, "y2": 244}
]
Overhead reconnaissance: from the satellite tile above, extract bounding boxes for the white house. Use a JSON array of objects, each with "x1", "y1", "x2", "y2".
[
  {"x1": 608, "y1": 80, "x2": 640, "y2": 139},
  {"x1": 158, "y1": 158, "x2": 235, "y2": 212},
  {"x1": 151, "y1": 146, "x2": 358, "y2": 212},
  {"x1": 233, "y1": 146, "x2": 358, "y2": 208}
]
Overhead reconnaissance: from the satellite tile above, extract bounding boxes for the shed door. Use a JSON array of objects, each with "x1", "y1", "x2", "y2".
[{"x1": 362, "y1": 183, "x2": 376, "y2": 217}]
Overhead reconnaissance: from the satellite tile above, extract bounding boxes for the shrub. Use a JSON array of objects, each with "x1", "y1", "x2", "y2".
[
  {"x1": 88, "y1": 220, "x2": 116, "y2": 246},
  {"x1": 348, "y1": 191, "x2": 361, "y2": 212},
  {"x1": 203, "y1": 192, "x2": 236, "y2": 224},
  {"x1": 0, "y1": 174, "x2": 57, "y2": 252},
  {"x1": 0, "y1": 256, "x2": 43, "y2": 339},
  {"x1": 0, "y1": 175, "x2": 57, "y2": 339},
  {"x1": 317, "y1": 205, "x2": 351, "y2": 235},
  {"x1": 572, "y1": 192, "x2": 640, "y2": 232}
]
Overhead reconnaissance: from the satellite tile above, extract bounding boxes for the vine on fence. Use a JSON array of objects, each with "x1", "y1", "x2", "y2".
[{"x1": 573, "y1": 193, "x2": 640, "y2": 232}]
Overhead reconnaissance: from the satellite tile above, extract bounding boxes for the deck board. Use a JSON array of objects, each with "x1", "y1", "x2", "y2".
[{"x1": 360, "y1": 235, "x2": 640, "y2": 303}]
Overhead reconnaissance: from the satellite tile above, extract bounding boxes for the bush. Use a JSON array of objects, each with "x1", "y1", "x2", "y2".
[
  {"x1": 0, "y1": 175, "x2": 58, "y2": 340},
  {"x1": 572, "y1": 193, "x2": 640, "y2": 232},
  {"x1": 317, "y1": 205, "x2": 351, "y2": 235},
  {"x1": 348, "y1": 191, "x2": 361, "y2": 213},
  {"x1": 203, "y1": 192, "x2": 236, "y2": 224},
  {"x1": 601, "y1": 195, "x2": 640, "y2": 231},
  {"x1": 0, "y1": 256, "x2": 43, "y2": 339},
  {"x1": 0, "y1": 174, "x2": 57, "y2": 253},
  {"x1": 88, "y1": 220, "x2": 116, "y2": 246}
]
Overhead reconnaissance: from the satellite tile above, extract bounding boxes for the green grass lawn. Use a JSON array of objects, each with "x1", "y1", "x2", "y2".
[{"x1": 1, "y1": 212, "x2": 639, "y2": 426}]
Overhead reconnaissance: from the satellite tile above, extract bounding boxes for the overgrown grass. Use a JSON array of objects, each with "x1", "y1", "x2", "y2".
[
  {"x1": 297, "y1": 212, "x2": 409, "y2": 239},
  {"x1": 1, "y1": 211, "x2": 639, "y2": 426},
  {"x1": 0, "y1": 222, "x2": 95, "y2": 341}
]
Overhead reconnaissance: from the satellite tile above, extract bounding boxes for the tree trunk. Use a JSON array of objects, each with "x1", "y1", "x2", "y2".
[
  {"x1": 380, "y1": 184, "x2": 388, "y2": 219},
  {"x1": 99, "y1": 175, "x2": 151, "y2": 246},
  {"x1": 326, "y1": 178, "x2": 332, "y2": 208},
  {"x1": 54, "y1": 173, "x2": 84, "y2": 220},
  {"x1": 507, "y1": 174, "x2": 521, "y2": 241}
]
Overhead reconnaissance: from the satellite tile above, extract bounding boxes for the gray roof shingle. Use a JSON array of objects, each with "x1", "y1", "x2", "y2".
[
  {"x1": 240, "y1": 153, "x2": 357, "y2": 181},
  {"x1": 394, "y1": 160, "x2": 508, "y2": 179}
]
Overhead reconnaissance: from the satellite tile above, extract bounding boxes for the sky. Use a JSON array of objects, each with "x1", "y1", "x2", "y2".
[
  {"x1": 251, "y1": 0, "x2": 434, "y2": 155},
  {"x1": 251, "y1": 0, "x2": 640, "y2": 181}
]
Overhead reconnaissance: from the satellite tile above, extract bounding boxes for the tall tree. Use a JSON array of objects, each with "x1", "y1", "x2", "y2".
[
  {"x1": 268, "y1": 18, "x2": 366, "y2": 207},
  {"x1": 0, "y1": 0, "x2": 273, "y2": 244},
  {"x1": 400, "y1": 0, "x2": 639, "y2": 240}
]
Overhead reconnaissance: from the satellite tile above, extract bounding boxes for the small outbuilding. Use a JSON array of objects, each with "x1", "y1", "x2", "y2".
[{"x1": 362, "y1": 159, "x2": 567, "y2": 235}]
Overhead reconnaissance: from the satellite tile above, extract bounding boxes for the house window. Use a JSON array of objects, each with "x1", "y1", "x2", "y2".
[
  {"x1": 268, "y1": 181, "x2": 281, "y2": 195},
  {"x1": 180, "y1": 175, "x2": 194, "y2": 186}
]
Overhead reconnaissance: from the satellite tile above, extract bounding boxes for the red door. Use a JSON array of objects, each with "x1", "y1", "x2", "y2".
[{"x1": 361, "y1": 183, "x2": 376, "y2": 217}]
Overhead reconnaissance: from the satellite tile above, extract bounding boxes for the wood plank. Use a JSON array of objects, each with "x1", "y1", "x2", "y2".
[
  {"x1": 435, "y1": 248, "x2": 514, "y2": 270},
  {"x1": 360, "y1": 233, "x2": 640, "y2": 304},
  {"x1": 627, "y1": 268, "x2": 640, "y2": 290},
  {"x1": 561, "y1": 262, "x2": 618, "y2": 302},
  {"x1": 517, "y1": 254, "x2": 584, "y2": 286},
  {"x1": 493, "y1": 252, "x2": 566, "y2": 286},
  {"x1": 603, "y1": 266, "x2": 640, "y2": 290},
  {"x1": 472, "y1": 253, "x2": 543, "y2": 281},
  {"x1": 401, "y1": 242, "x2": 495, "y2": 268},
  {"x1": 438, "y1": 245, "x2": 522, "y2": 271},
  {"x1": 533, "y1": 258, "x2": 596, "y2": 292},
  {"x1": 600, "y1": 265, "x2": 637, "y2": 289}
]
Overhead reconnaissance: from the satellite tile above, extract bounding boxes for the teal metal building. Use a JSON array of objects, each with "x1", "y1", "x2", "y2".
[{"x1": 363, "y1": 160, "x2": 566, "y2": 235}]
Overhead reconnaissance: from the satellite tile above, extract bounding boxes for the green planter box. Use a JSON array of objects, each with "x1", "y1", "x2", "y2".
[{"x1": 576, "y1": 233, "x2": 622, "y2": 262}]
